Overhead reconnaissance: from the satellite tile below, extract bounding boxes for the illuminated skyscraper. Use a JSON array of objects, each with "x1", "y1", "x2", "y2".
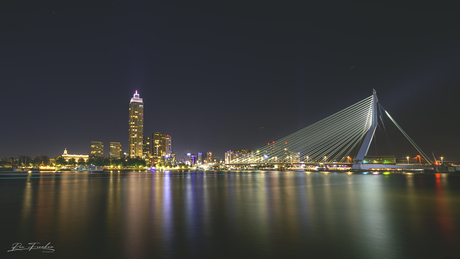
[
  {"x1": 198, "y1": 152, "x2": 202, "y2": 164},
  {"x1": 109, "y1": 142, "x2": 122, "y2": 159},
  {"x1": 129, "y1": 90, "x2": 144, "y2": 158},
  {"x1": 207, "y1": 151, "x2": 213, "y2": 163},
  {"x1": 152, "y1": 132, "x2": 166, "y2": 157},
  {"x1": 165, "y1": 135, "x2": 172, "y2": 155},
  {"x1": 90, "y1": 141, "x2": 104, "y2": 157},
  {"x1": 143, "y1": 137, "x2": 151, "y2": 158},
  {"x1": 225, "y1": 150, "x2": 234, "y2": 164}
]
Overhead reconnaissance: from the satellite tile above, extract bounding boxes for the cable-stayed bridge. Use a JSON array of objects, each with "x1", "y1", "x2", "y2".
[{"x1": 228, "y1": 90, "x2": 433, "y2": 170}]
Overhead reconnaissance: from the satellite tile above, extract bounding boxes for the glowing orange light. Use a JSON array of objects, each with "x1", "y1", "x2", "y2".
[{"x1": 285, "y1": 142, "x2": 287, "y2": 144}]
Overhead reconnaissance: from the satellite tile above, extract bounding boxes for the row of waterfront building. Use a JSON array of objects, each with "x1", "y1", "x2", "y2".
[
  {"x1": 62, "y1": 142, "x2": 219, "y2": 166},
  {"x1": 61, "y1": 90, "x2": 221, "y2": 166}
]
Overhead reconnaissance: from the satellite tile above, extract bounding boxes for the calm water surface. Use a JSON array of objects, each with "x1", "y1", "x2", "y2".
[{"x1": 1, "y1": 170, "x2": 460, "y2": 259}]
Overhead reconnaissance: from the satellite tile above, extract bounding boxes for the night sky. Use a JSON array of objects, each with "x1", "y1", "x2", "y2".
[{"x1": 2, "y1": 1, "x2": 460, "y2": 161}]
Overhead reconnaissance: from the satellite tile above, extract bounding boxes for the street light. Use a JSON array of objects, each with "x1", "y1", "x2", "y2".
[
  {"x1": 441, "y1": 157, "x2": 444, "y2": 164},
  {"x1": 406, "y1": 156, "x2": 409, "y2": 164}
]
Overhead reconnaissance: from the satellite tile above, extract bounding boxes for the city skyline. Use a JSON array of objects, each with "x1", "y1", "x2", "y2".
[
  {"x1": 1, "y1": 2, "x2": 460, "y2": 160},
  {"x1": 1, "y1": 87, "x2": 458, "y2": 162},
  {"x1": 2, "y1": 2, "x2": 460, "y2": 258}
]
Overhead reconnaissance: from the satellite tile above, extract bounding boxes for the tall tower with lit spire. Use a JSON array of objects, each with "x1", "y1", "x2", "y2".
[{"x1": 129, "y1": 90, "x2": 144, "y2": 158}]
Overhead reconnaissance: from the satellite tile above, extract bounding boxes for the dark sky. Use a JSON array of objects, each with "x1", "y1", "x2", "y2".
[{"x1": 1, "y1": 1, "x2": 460, "y2": 161}]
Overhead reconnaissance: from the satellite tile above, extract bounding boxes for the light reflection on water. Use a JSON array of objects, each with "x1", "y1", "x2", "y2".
[{"x1": 0, "y1": 171, "x2": 460, "y2": 259}]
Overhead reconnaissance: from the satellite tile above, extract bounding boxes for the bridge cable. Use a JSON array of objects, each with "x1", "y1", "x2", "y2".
[
  {"x1": 382, "y1": 108, "x2": 432, "y2": 164},
  {"x1": 231, "y1": 95, "x2": 374, "y2": 164}
]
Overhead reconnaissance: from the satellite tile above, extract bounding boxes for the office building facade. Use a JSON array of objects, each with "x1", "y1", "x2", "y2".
[
  {"x1": 165, "y1": 135, "x2": 172, "y2": 155},
  {"x1": 198, "y1": 152, "x2": 202, "y2": 164},
  {"x1": 152, "y1": 132, "x2": 167, "y2": 157},
  {"x1": 225, "y1": 150, "x2": 234, "y2": 164},
  {"x1": 143, "y1": 137, "x2": 151, "y2": 158},
  {"x1": 207, "y1": 151, "x2": 213, "y2": 163},
  {"x1": 90, "y1": 141, "x2": 104, "y2": 157},
  {"x1": 109, "y1": 142, "x2": 122, "y2": 159}
]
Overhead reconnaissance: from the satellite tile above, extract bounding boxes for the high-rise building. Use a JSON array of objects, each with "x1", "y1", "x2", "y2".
[
  {"x1": 149, "y1": 132, "x2": 172, "y2": 165},
  {"x1": 129, "y1": 90, "x2": 144, "y2": 158},
  {"x1": 143, "y1": 137, "x2": 151, "y2": 158},
  {"x1": 165, "y1": 135, "x2": 172, "y2": 155},
  {"x1": 152, "y1": 132, "x2": 167, "y2": 157},
  {"x1": 232, "y1": 150, "x2": 252, "y2": 161},
  {"x1": 225, "y1": 150, "x2": 234, "y2": 164},
  {"x1": 198, "y1": 152, "x2": 202, "y2": 164},
  {"x1": 190, "y1": 155, "x2": 197, "y2": 165},
  {"x1": 207, "y1": 151, "x2": 213, "y2": 164},
  {"x1": 166, "y1": 153, "x2": 176, "y2": 164},
  {"x1": 90, "y1": 141, "x2": 104, "y2": 157},
  {"x1": 109, "y1": 142, "x2": 122, "y2": 159}
]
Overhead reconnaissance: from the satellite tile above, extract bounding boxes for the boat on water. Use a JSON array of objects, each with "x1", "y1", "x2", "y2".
[
  {"x1": 38, "y1": 166, "x2": 57, "y2": 171},
  {"x1": 72, "y1": 165, "x2": 103, "y2": 172},
  {"x1": 13, "y1": 167, "x2": 32, "y2": 172}
]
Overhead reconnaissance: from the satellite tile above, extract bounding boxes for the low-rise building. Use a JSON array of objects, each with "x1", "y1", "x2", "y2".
[{"x1": 62, "y1": 148, "x2": 89, "y2": 162}]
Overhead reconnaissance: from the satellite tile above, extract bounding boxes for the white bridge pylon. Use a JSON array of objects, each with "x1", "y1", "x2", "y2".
[
  {"x1": 230, "y1": 89, "x2": 432, "y2": 167},
  {"x1": 351, "y1": 89, "x2": 379, "y2": 169}
]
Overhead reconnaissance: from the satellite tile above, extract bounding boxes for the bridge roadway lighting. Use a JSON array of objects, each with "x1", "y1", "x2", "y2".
[{"x1": 406, "y1": 156, "x2": 409, "y2": 164}]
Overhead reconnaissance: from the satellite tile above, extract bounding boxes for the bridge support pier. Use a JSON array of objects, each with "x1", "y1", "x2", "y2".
[{"x1": 351, "y1": 161, "x2": 363, "y2": 170}]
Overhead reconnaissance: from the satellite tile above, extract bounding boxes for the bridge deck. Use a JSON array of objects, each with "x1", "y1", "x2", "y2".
[{"x1": 226, "y1": 162, "x2": 432, "y2": 170}]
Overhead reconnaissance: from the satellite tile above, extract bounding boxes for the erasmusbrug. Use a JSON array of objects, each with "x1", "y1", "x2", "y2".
[{"x1": 229, "y1": 89, "x2": 432, "y2": 169}]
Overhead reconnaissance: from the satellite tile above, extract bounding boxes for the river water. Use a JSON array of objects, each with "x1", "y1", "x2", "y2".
[{"x1": 1, "y1": 170, "x2": 460, "y2": 259}]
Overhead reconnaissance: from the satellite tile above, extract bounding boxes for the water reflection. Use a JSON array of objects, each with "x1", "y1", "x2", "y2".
[
  {"x1": 434, "y1": 173, "x2": 457, "y2": 248},
  {"x1": 0, "y1": 171, "x2": 458, "y2": 258}
]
